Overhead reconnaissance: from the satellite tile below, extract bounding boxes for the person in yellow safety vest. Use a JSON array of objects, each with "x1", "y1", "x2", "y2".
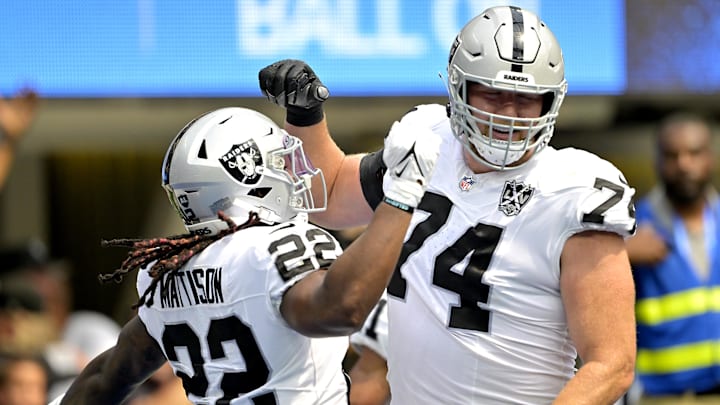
[{"x1": 628, "y1": 112, "x2": 720, "y2": 404}]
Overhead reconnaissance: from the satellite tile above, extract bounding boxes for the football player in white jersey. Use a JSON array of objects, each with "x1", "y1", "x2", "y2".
[
  {"x1": 348, "y1": 293, "x2": 390, "y2": 405},
  {"x1": 48, "y1": 106, "x2": 440, "y2": 405},
  {"x1": 259, "y1": 5, "x2": 637, "y2": 404}
]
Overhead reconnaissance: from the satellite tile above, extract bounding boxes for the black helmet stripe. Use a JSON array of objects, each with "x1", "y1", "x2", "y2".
[{"x1": 510, "y1": 6, "x2": 524, "y2": 73}]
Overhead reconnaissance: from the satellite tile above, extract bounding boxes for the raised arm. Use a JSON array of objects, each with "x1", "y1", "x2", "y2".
[
  {"x1": 59, "y1": 316, "x2": 166, "y2": 405},
  {"x1": 280, "y1": 117, "x2": 441, "y2": 337},
  {"x1": 0, "y1": 88, "x2": 38, "y2": 191},
  {"x1": 259, "y1": 60, "x2": 374, "y2": 229}
]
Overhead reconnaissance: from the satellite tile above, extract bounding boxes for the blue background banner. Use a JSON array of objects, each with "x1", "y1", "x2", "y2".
[{"x1": 1, "y1": 0, "x2": 624, "y2": 97}]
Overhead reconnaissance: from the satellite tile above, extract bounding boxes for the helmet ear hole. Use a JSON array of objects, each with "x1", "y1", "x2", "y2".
[
  {"x1": 197, "y1": 140, "x2": 208, "y2": 159},
  {"x1": 248, "y1": 187, "x2": 272, "y2": 198}
]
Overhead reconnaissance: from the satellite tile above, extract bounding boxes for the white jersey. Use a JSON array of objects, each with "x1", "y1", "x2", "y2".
[
  {"x1": 350, "y1": 292, "x2": 388, "y2": 360},
  {"x1": 137, "y1": 216, "x2": 349, "y2": 405},
  {"x1": 385, "y1": 105, "x2": 636, "y2": 404}
]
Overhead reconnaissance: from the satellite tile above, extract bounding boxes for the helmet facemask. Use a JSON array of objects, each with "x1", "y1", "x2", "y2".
[
  {"x1": 272, "y1": 134, "x2": 327, "y2": 215},
  {"x1": 447, "y1": 70, "x2": 566, "y2": 170},
  {"x1": 446, "y1": 6, "x2": 568, "y2": 171}
]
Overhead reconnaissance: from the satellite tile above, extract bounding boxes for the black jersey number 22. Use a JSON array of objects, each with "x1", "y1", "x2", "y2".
[{"x1": 162, "y1": 316, "x2": 277, "y2": 404}]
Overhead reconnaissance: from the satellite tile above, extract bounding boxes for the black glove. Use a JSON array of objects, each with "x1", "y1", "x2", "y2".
[{"x1": 258, "y1": 59, "x2": 329, "y2": 127}]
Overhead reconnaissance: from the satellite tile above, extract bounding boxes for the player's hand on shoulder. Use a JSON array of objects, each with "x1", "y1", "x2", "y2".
[
  {"x1": 382, "y1": 119, "x2": 441, "y2": 211},
  {"x1": 258, "y1": 59, "x2": 329, "y2": 110}
]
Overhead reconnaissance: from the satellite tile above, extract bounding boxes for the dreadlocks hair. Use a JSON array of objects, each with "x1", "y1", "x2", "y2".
[{"x1": 99, "y1": 211, "x2": 262, "y2": 309}]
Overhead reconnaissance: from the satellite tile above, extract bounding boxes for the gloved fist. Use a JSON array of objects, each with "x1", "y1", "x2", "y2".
[
  {"x1": 382, "y1": 120, "x2": 442, "y2": 212},
  {"x1": 258, "y1": 59, "x2": 329, "y2": 126}
]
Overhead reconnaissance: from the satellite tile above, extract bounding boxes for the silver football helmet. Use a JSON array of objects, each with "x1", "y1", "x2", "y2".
[
  {"x1": 447, "y1": 6, "x2": 568, "y2": 170},
  {"x1": 162, "y1": 107, "x2": 326, "y2": 234}
]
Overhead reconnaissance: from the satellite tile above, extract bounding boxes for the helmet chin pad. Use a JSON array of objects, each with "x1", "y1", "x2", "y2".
[{"x1": 469, "y1": 134, "x2": 527, "y2": 167}]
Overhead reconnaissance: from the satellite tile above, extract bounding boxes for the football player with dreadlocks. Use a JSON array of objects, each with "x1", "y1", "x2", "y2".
[
  {"x1": 49, "y1": 106, "x2": 440, "y2": 405},
  {"x1": 259, "y1": 5, "x2": 637, "y2": 404}
]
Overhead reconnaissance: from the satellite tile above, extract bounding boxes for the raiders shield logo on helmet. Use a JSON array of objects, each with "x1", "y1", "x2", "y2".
[
  {"x1": 498, "y1": 180, "x2": 535, "y2": 216},
  {"x1": 219, "y1": 140, "x2": 263, "y2": 184}
]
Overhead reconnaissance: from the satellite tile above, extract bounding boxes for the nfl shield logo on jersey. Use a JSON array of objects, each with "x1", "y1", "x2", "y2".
[
  {"x1": 498, "y1": 180, "x2": 535, "y2": 216},
  {"x1": 459, "y1": 175, "x2": 476, "y2": 191}
]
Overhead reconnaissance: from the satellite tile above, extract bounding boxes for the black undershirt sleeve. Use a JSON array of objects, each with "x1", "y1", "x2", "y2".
[{"x1": 359, "y1": 149, "x2": 387, "y2": 210}]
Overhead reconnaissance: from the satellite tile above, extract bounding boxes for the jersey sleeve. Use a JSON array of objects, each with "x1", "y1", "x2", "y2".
[
  {"x1": 258, "y1": 221, "x2": 344, "y2": 318},
  {"x1": 558, "y1": 150, "x2": 637, "y2": 238},
  {"x1": 359, "y1": 150, "x2": 386, "y2": 209}
]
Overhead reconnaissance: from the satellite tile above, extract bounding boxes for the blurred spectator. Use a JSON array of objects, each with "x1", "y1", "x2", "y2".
[
  {"x1": 627, "y1": 112, "x2": 720, "y2": 403},
  {"x1": 1, "y1": 240, "x2": 190, "y2": 404},
  {"x1": 0, "y1": 88, "x2": 38, "y2": 191},
  {"x1": 0, "y1": 353, "x2": 48, "y2": 405},
  {"x1": 0, "y1": 240, "x2": 54, "y2": 356},
  {"x1": 0, "y1": 240, "x2": 121, "y2": 399}
]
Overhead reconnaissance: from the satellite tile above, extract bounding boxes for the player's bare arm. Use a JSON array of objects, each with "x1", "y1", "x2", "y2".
[
  {"x1": 281, "y1": 119, "x2": 441, "y2": 337},
  {"x1": 260, "y1": 60, "x2": 374, "y2": 229},
  {"x1": 555, "y1": 231, "x2": 636, "y2": 404},
  {"x1": 281, "y1": 203, "x2": 410, "y2": 336},
  {"x1": 60, "y1": 316, "x2": 166, "y2": 405},
  {"x1": 291, "y1": 120, "x2": 372, "y2": 229}
]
